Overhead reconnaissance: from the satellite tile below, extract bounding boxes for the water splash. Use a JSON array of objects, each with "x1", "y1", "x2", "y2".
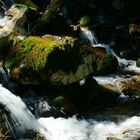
[
  {"x1": 0, "y1": 85, "x2": 40, "y2": 137},
  {"x1": 80, "y1": 27, "x2": 140, "y2": 74},
  {"x1": 0, "y1": 79, "x2": 140, "y2": 140},
  {"x1": 38, "y1": 116, "x2": 140, "y2": 140},
  {"x1": 80, "y1": 27, "x2": 98, "y2": 45}
]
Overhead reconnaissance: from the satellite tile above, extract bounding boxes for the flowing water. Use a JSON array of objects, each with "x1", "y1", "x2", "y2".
[
  {"x1": 1, "y1": 84, "x2": 140, "y2": 140},
  {"x1": 0, "y1": 85, "x2": 39, "y2": 137},
  {"x1": 38, "y1": 28, "x2": 140, "y2": 140},
  {"x1": 0, "y1": 9, "x2": 140, "y2": 140}
]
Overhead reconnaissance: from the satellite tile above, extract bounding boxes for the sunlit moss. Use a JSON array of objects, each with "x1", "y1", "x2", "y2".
[{"x1": 6, "y1": 36, "x2": 82, "y2": 75}]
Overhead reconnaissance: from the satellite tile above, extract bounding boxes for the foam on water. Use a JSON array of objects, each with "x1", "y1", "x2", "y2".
[
  {"x1": 0, "y1": 73, "x2": 140, "y2": 140},
  {"x1": 38, "y1": 116, "x2": 140, "y2": 140},
  {"x1": 0, "y1": 13, "x2": 139, "y2": 140}
]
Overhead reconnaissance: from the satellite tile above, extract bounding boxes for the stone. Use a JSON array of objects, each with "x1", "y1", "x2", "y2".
[
  {"x1": 5, "y1": 35, "x2": 97, "y2": 85},
  {"x1": 0, "y1": 4, "x2": 28, "y2": 38},
  {"x1": 5, "y1": 34, "x2": 118, "y2": 86}
]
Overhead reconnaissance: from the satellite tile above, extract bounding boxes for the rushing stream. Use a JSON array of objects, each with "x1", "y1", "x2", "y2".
[
  {"x1": 0, "y1": 5, "x2": 140, "y2": 140},
  {"x1": 0, "y1": 84, "x2": 140, "y2": 140}
]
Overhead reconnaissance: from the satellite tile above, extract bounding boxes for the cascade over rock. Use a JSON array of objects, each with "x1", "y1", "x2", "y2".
[{"x1": 5, "y1": 35, "x2": 118, "y2": 86}]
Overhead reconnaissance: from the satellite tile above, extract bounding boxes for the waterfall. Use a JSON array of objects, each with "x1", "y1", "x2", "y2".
[
  {"x1": 0, "y1": 84, "x2": 140, "y2": 140},
  {"x1": 80, "y1": 27, "x2": 140, "y2": 74},
  {"x1": 80, "y1": 27, "x2": 98, "y2": 45},
  {"x1": 0, "y1": 84, "x2": 40, "y2": 138}
]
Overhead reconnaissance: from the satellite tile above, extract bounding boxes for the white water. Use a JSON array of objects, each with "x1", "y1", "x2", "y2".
[
  {"x1": 80, "y1": 27, "x2": 140, "y2": 97},
  {"x1": 0, "y1": 84, "x2": 39, "y2": 135},
  {"x1": 38, "y1": 116, "x2": 140, "y2": 140},
  {"x1": 1, "y1": 84, "x2": 140, "y2": 140},
  {"x1": 80, "y1": 27, "x2": 98, "y2": 45},
  {"x1": 0, "y1": 13, "x2": 140, "y2": 140},
  {"x1": 37, "y1": 28, "x2": 140, "y2": 140}
]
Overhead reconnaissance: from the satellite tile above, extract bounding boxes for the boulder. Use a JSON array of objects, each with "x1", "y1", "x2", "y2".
[
  {"x1": 5, "y1": 35, "x2": 98, "y2": 85},
  {"x1": 0, "y1": 4, "x2": 28, "y2": 38},
  {"x1": 5, "y1": 35, "x2": 118, "y2": 86}
]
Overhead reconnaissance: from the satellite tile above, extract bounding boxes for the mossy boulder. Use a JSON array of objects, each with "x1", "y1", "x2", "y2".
[
  {"x1": 6, "y1": 35, "x2": 98, "y2": 85},
  {"x1": 5, "y1": 34, "x2": 118, "y2": 86}
]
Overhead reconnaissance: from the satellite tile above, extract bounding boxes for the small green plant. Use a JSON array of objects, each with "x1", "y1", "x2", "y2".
[{"x1": 79, "y1": 16, "x2": 91, "y2": 27}]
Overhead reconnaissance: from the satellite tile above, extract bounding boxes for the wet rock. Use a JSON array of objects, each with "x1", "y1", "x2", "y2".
[{"x1": 36, "y1": 99, "x2": 51, "y2": 117}]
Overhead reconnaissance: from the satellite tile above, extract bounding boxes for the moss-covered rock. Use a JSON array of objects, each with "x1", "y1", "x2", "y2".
[
  {"x1": 136, "y1": 58, "x2": 140, "y2": 67},
  {"x1": 6, "y1": 35, "x2": 98, "y2": 85},
  {"x1": 5, "y1": 33, "x2": 118, "y2": 86}
]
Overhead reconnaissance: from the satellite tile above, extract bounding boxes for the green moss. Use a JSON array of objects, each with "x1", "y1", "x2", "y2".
[{"x1": 6, "y1": 36, "x2": 82, "y2": 75}]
